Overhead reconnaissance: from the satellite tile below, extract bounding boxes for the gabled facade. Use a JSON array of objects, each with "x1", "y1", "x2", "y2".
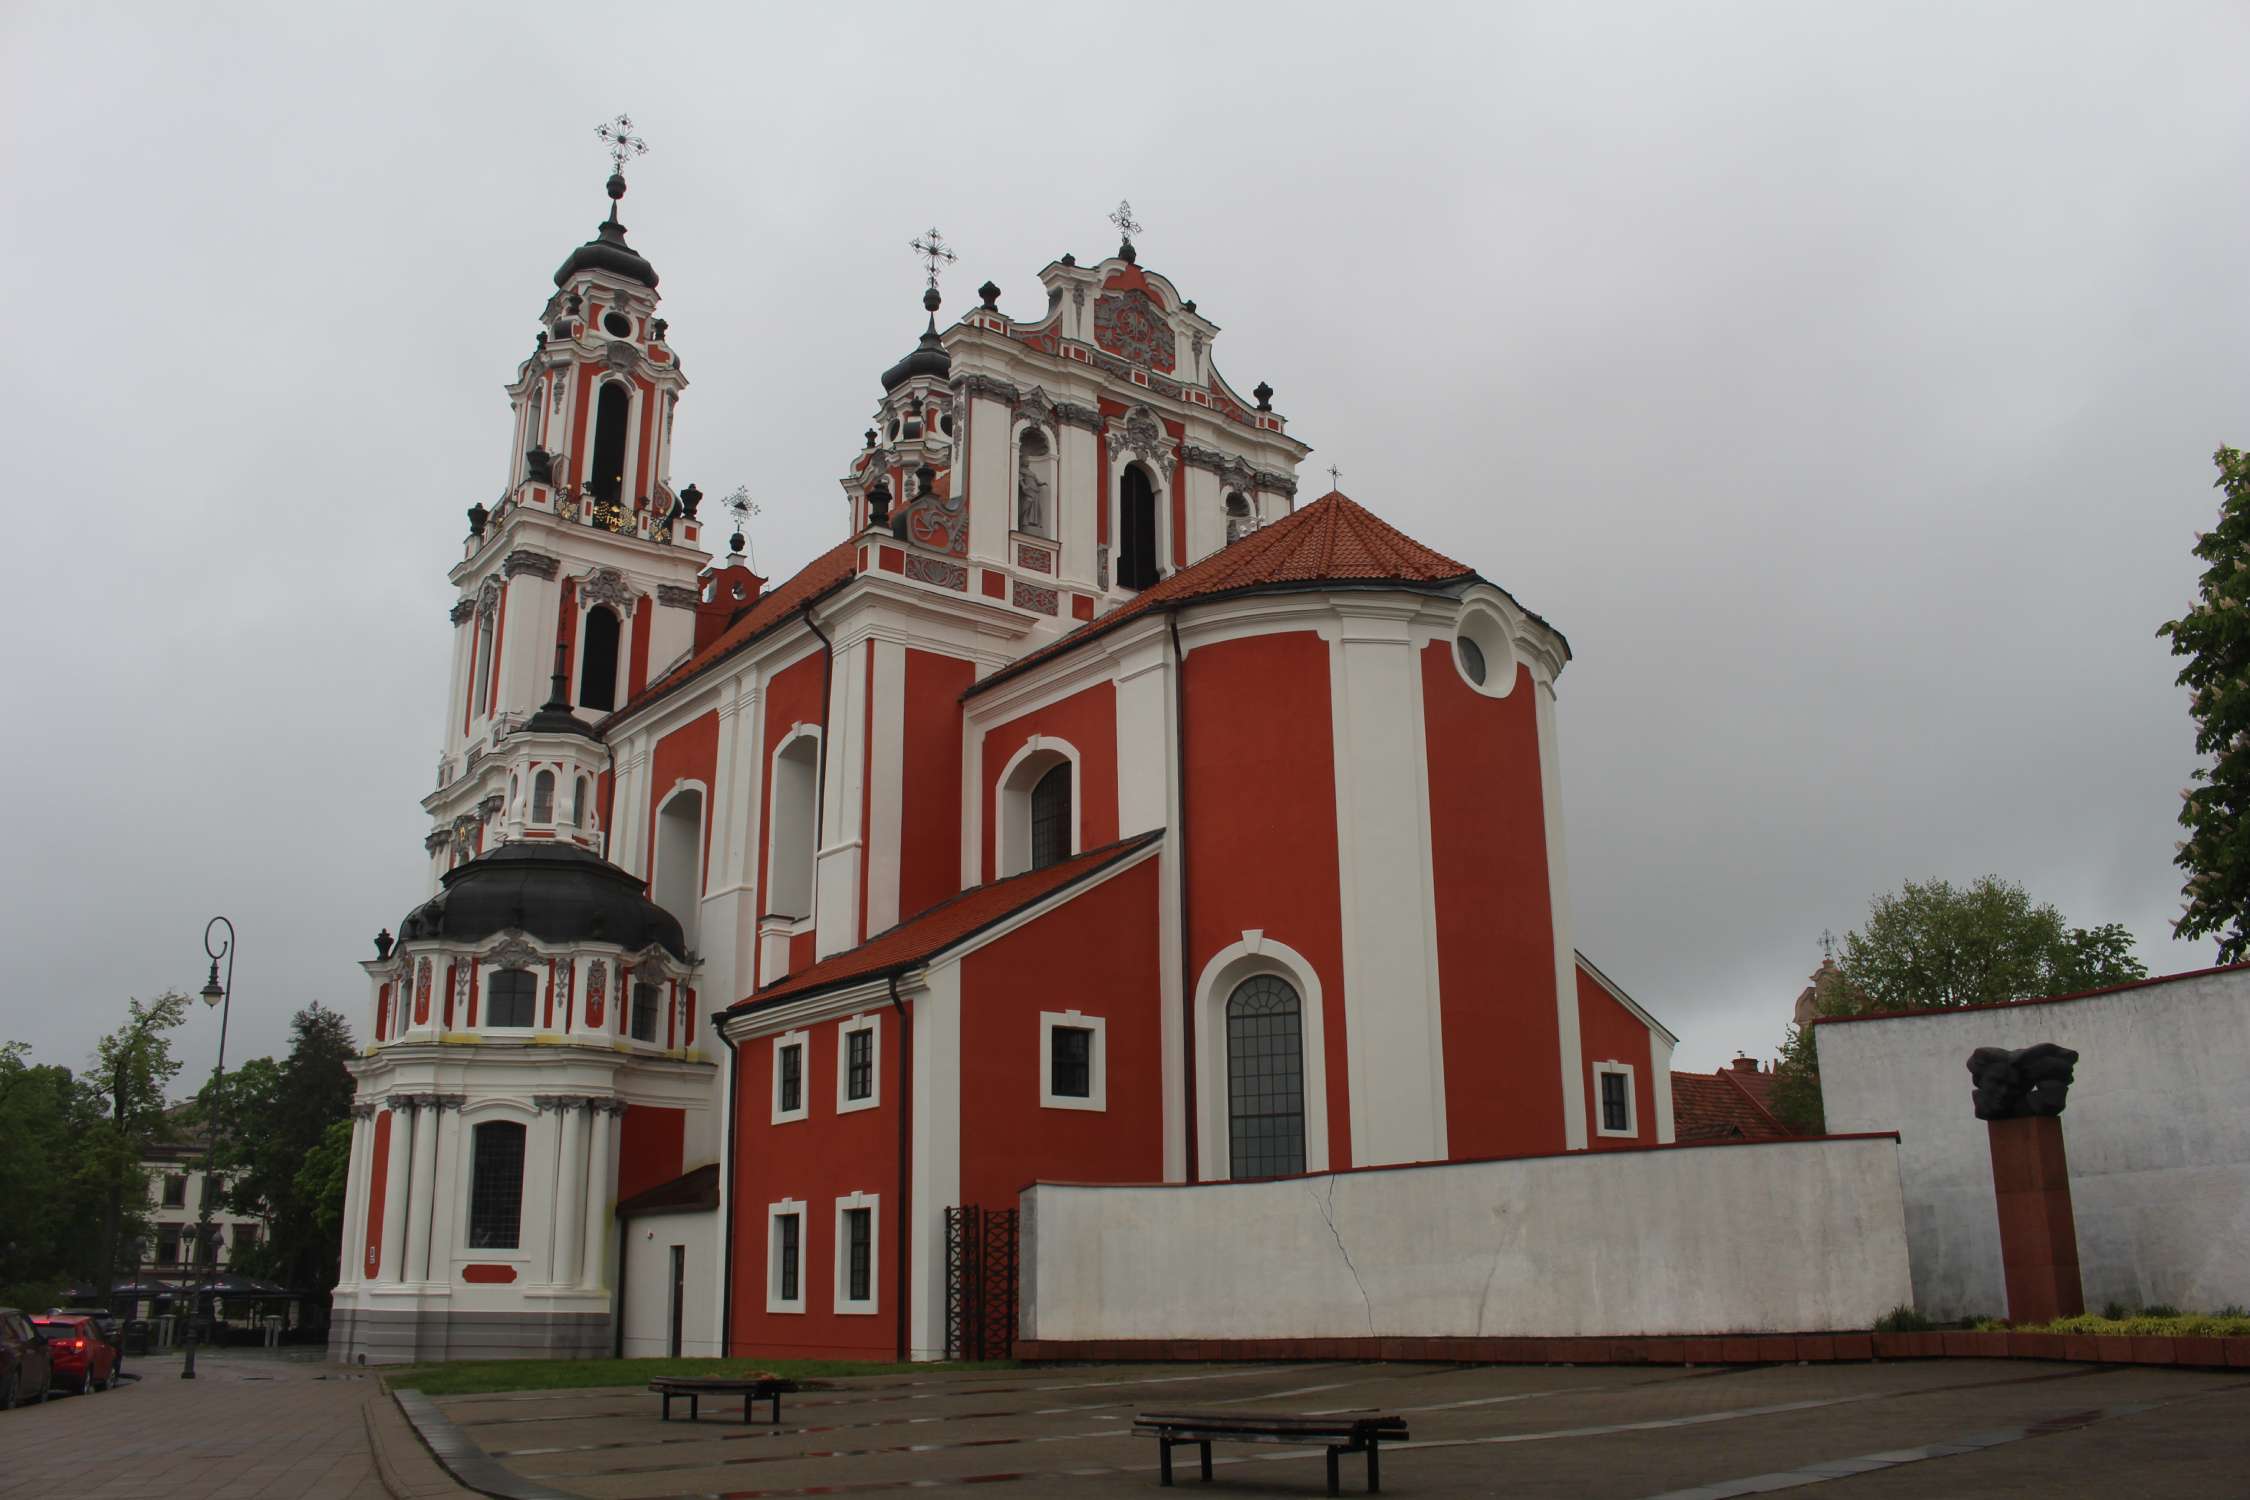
[{"x1": 332, "y1": 173, "x2": 1679, "y2": 1365}]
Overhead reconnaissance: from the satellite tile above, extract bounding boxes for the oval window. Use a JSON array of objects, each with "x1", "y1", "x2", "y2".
[
  {"x1": 603, "y1": 311, "x2": 632, "y2": 337},
  {"x1": 1457, "y1": 636, "x2": 1487, "y2": 686}
]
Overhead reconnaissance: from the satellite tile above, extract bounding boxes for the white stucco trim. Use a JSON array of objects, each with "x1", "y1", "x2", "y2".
[
  {"x1": 1192, "y1": 932, "x2": 1331, "y2": 1181},
  {"x1": 1536, "y1": 679, "x2": 1588, "y2": 1150},
  {"x1": 770, "y1": 1030, "x2": 809, "y2": 1124},
  {"x1": 1039, "y1": 1010, "x2": 1107, "y2": 1111},
  {"x1": 835, "y1": 1013, "x2": 881, "y2": 1114},
  {"x1": 992, "y1": 735, "x2": 1083, "y2": 879},
  {"x1": 1452, "y1": 595, "x2": 1521, "y2": 700},
  {"x1": 832, "y1": 1191, "x2": 881, "y2": 1315},
  {"x1": 765, "y1": 1198, "x2": 806, "y2": 1313},
  {"x1": 1592, "y1": 1060, "x2": 1638, "y2": 1138}
]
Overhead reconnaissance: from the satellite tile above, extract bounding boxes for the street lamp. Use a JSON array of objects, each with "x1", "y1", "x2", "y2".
[{"x1": 181, "y1": 915, "x2": 234, "y2": 1380}]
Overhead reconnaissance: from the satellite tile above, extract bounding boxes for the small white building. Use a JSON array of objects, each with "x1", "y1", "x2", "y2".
[
  {"x1": 1816, "y1": 962, "x2": 2250, "y2": 1320},
  {"x1": 140, "y1": 1134, "x2": 265, "y2": 1273}
]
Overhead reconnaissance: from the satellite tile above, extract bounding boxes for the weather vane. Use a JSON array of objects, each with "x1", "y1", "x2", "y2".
[
  {"x1": 596, "y1": 114, "x2": 648, "y2": 176},
  {"x1": 910, "y1": 226, "x2": 956, "y2": 292}
]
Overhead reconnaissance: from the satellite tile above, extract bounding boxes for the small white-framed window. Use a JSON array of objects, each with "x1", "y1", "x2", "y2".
[
  {"x1": 994, "y1": 737, "x2": 1081, "y2": 879},
  {"x1": 1039, "y1": 1010, "x2": 1107, "y2": 1112},
  {"x1": 771, "y1": 1030, "x2": 809, "y2": 1124},
  {"x1": 836, "y1": 1015, "x2": 880, "y2": 1114},
  {"x1": 832, "y1": 1192, "x2": 880, "y2": 1315},
  {"x1": 1593, "y1": 1061, "x2": 1638, "y2": 1138},
  {"x1": 1454, "y1": 599, "x2": 1519, "y2": 699},
  {"x1": 766, "y1": 1199, "x2": 805, "y2": 1313},
  {"x1": 531, "y1": 769, "x2": 556, "y2": 824}
]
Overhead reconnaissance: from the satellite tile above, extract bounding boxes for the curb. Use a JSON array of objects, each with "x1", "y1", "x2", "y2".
[
  {"x1": 363, "y1": 1390, "x2": 479, "y2": 1499},
  {"x1": 387, "y1": 1388, "x2": 581, "y2": 1500}
]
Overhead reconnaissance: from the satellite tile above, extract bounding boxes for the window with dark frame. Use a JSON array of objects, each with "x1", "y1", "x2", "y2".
[
  {"x1": 1050, "y1": 1025, "x2": 1093, "y2": 1099},
  {"x1": 157, "y1": 1225, "x2": 182, "y2": 1264},
  {"x1": 1600, "y1": 1071, "x2": 1631, "y2": 1134},
  {"x1": 845, "y1": 1027, "x2": 874, "y2": 1102},
  {"x1": 778, "y1": 1042, "x2": 803, "y2": 1113},
  {"x1": 844, "y1": 1206, "x2": 872, "y2": 1302},
  {"x1": 1225, "y1": 974, "x2": 1307, "y2": 1179},
  {"x1": 777, "y1": 1212, "x2": 800, "y2": 1302},
  {"x1": 532, "y1": 769, "x2": 555, "y2": 823},
  {"x1": 631, "y1": 982, "x2": 662, "y2": 1042},
  {"x1": 1028, "y1": 762, "x2": 1072, "y2": 871},
  {"x1": 486, "y1": 969, "x2": 537, "y2": 1028},
  {"x1": 468, "y1": 1120, "x2": 526, "y2": 1249},
  {"x1": 161, "y1": 1174, "x2": 186, "y2": 1208}
]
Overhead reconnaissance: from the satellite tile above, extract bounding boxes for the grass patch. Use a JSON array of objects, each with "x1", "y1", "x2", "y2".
[
  {"x1": 2010, "y1": 1313, "x2": 2250, "y2": 1339},
  {"x1": 382, "y1": 1356, "x2": 1018, "y2": 1397}
]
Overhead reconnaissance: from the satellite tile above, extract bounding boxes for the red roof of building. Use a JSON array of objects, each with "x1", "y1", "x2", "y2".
[
  {"x1": 1671, "y1": 1064, "x2": 1795, "y2": 1143},
  {"x1": 606, "y1": 536, "x2": 861, "y2": 728},
  {"x1": 729, "y1": 831, "x2": 1164, "y2": 1010},
  {"x1": 969, "y1": 490, "x2": 1485, "y2": 696}
]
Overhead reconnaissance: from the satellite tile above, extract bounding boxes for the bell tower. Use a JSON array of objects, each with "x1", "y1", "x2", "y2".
[{"x1": 426, "y1": 117, "x2": 710, "y2": 889}]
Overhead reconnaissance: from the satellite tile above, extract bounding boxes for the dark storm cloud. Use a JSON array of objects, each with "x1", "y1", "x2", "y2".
[{"x1": 2, "y1": 1, "x2": 2242, "y2": 1074}]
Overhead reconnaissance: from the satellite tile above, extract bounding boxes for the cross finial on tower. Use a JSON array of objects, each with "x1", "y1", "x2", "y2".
[
  {"x1": 1327, "y1": 463, "x2": 1343, "y2": 492},
  {"x1": 597, "y1": 114, "x2": 648, "y2": 175},
  {"x1": 1109, "y1": 199, "x2": 1142, "y2": 263},
  {"x1": 724, "y1": 484, "x2": 760, "y2": 566},
  {"x1": 910, "y1": 227, "x2": 956, "y2": 292}
]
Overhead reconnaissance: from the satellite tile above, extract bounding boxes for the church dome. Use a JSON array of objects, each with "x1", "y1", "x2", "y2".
[
  {"x1": 397, "y1": 841, "x2": 688, "y2": 959},
  {"x1": 880, "y1": 287, "x2": 951, "y2": 391},
  {"x1": 553, "y1": 173, "x2": 660, "y2": 289}
]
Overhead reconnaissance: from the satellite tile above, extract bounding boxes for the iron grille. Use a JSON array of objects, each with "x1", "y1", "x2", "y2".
[{"x1": 943, "y1": 1205, "x2": 1019, "y2": 1361}]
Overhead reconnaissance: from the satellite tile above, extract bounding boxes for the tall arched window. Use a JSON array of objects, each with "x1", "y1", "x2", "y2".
[
  {"x1": 531, "y1": 770, "x2": 555, "y2": 823},
  {"x1": 766, "y1": 734, "x2": 819, "y2": 920},
  {"x1": 654, "y1": 787, "x2": 705, "y2": 949},
  {"x1": 1029, "y1": 762, "x2": 1072, "y2": 871},
  {"x1": 579, "y1": 605, "x2": 621, "y2": 712},
  {"x1": 467, "y1": 1120, "x2": 526, "y2": 1249},
  {"x1": 1118, "y1": 463, "x2": 1159, "y2": 590},
  {"x1": 1226, "y1": 974, "x2": 1306, "y2": 1179},
  {"x1": 1225, "y1": 490, "x2": 1255, "y2": 544},
  {"x1": 471, "y1": 610, "x2": 495, "y2": 717},
  {"x1": 571, "y1": 776, "x2": 589, "y2": 829},
  {"x1": 590, "y1": 381, "x2": 631, "y2": 505}
]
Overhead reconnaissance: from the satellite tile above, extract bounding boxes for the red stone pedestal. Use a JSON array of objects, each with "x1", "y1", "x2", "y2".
[{"x1": 1986, "y1": 1115, "x2": 2084, "y2": 1325}]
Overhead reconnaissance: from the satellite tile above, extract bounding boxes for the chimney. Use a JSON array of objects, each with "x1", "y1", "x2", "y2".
[{"x1": 1730, "y1": 1056, "x2": 1760, "y2": 1074}]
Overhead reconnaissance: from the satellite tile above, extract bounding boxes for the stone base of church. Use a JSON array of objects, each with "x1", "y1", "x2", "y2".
[{"x1": 329, "y1": 1295, "x2": 612, "y2": 1365}]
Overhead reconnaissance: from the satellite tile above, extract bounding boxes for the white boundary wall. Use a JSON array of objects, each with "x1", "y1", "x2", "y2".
[
  {"x1": 619, "y1": 1209, "x2": 721, "y2": 1358},
  {"x1": 1021, "y1": 1139, "x2": 1911, "y2": 1341},
  {"x1": 1816, "y1": 966, "x2": 2250, "y2": 1320}
]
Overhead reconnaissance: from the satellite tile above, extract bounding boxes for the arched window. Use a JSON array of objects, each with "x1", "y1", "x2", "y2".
[
  {"x1": 1225, "y1": 490, "x2": 1255, "y2": 544},
  {"x1": 1225, "y1": 974, "x2": 1306, "y2": 1179},
  {"x1": 579, "y1": 605, "x2": 621, "y2": 713},
  {"x1": 471, "y1": 610, "x2": 495, "y2": 717},
  {"x1": 1016, "y1": 428, "x2": 1053, "y2": 538},
  {"x1": 467, "y1": 1121, "x2": 526, "y2": 1249},
  {"x1": 1118, "y1": 463, "x2": 1159, "y2": 590},
  {"x1": 654, "y1": 787, "x2": 705, "y2": 948},
  {"x1": 486, "y1": 969, "x2": 536, "y2": 1028},
  {"x1": 766, "y1": 734, "x2": 819, "y2": 920},
  {"x1": 531, "y1": 770, "x2": 555, "y2": 823},
  {"x1": 572, "y1": 776, "x2": 589, "y2": 829},
  {"x1": 1029, "y1": 762, "x2": 1072, "y2": 871},
  {"x1": 590, "y1": 381, "x2": 631, "y2": 505}
]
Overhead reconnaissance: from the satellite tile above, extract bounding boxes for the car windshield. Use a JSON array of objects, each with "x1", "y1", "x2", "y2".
[{"x1": 31, "y1": 1321, "x2": 74, "y2": 1335}]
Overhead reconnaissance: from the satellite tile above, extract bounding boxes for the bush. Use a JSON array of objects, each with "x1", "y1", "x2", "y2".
[
  {"x1": 2033, "y1": 1312, "x2": 2250, "y2": 1338},
  {"x1": 1873, "y1": 1305, "x2": 1934, "y2": 1333}
]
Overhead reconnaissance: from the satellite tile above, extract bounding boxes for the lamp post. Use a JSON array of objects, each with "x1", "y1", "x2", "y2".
[{"x1": 180, "y1": 916, "x2": 234, "y2": 1380}]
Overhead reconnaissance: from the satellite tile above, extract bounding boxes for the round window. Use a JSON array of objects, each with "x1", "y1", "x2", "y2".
[
  {"x1": 1457, "y1": 636, "x2": 1487, "y2": 686},
  {"x1": 603, "y1": 311, "x2": 632, "y2": 337}
]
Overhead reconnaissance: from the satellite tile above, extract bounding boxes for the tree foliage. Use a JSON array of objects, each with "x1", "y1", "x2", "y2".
[
  {"x1": 86, "y1": 992, "x2": 191, "y2": 1297},
  {"x1": 2158, "y1": 446, "x2": 2250, "y2": 960},
  {"x1": 202, "y1": 1003, "x2": 356, "y2": 1294}
]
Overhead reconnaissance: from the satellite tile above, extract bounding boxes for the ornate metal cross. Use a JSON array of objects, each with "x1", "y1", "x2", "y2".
[
  {"x1": 1109, "y1": 199, "x2": 1142, "y2": 245},
  {"x1": 596, "y1": 114, "x2": 648, "y2": 174},
  {"x1": 1327, "y1": 463, "x2": 1343, "y2": 490},
  {"x1": 910, "y1": 227, "x2": 957, "y2": 291}
]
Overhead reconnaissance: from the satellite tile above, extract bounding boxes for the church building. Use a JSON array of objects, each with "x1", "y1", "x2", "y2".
[{"x1": 328, "y1": 148, "x2": 1678, "y2": 1365}]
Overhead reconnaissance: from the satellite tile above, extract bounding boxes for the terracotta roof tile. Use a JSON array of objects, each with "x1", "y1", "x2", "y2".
[
  {"x1": 730, "y1": 831, "x2": 1163, "y2": 1009},
  {"x1": 607, "y1": 536, "x2": 861, "y2": 727},
  {"x1": 1671, "y1": 1069, "x2": 1795, "y2": 1142},
  {"x1": 969, "y1": 490, "x2": 1477, "y2": 695}
]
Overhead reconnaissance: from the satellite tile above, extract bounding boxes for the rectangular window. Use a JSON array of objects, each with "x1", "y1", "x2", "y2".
[
  {"x1": 777, "y1": 1211, "x2": 801, "y2": 1306},
  {"x1": 780, "y1": 1044, "x2": 802, "y2": 1113},
  {"x1": 1050, "y1": 1026, "x2": 1092, "y2": 1099},
  {"x1": 1601, "y1": 1072, "x2": 1628, "y2": 1133},
  {"x1": 631, "y1": 982, "x2": 662, "y2": 1043},
  {"x1": 162, "y1": 1174, "x2": 186, "y2": 1209},
  {"x1": 844, "y1": 1208, "x2": 871, "y2": 1303},
  {"x1": 845, "y1": 1029, "x2": 873, "y2": 1101},
  {"x1": 468, "y1": 1121, "x2": 527, "y2": 1249},
  {"x1": 1593, "y1": 1062, "x2": 1637, "y2": 1138},
  {"x1": 157, "y1": 1225, "x2": 181, "y2": 1265},
  {"x1": 486, "y1": 969, "x2": 537, "y2": 1028},
  {"x1": 234, "y1": 1223, "x2": 260, "y2": 1252}
]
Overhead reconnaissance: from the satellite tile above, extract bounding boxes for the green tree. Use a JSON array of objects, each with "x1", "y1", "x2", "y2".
[
  {"x1": 87, "y1": 992, "x2": 190, "y2": 1298},
  {"x1": 0, "y1": 1043, "x2": 116, "y2": 1304},
  {"x1": 202, "y1": 1004, "x2": 356, "y2": 1296},
  {"x1": 2157, "y1": 445, "x2": 2250, "y2": 960}
]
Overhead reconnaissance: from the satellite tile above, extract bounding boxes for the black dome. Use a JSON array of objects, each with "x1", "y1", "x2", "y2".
[
  {"x1": 880, "y1": 327, "x2": 951, "y2": 393},
  {"x1": 554, "y1": 217, "x2": 659, "y2": 290},
  {"x1": 398, "y1": 841, "x2": 688, "y2": 959}
]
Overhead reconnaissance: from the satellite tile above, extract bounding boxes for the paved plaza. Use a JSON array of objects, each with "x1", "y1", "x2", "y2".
[{"x1": 4, "y1": 1353, "x2": 2248, "y2": 1498}]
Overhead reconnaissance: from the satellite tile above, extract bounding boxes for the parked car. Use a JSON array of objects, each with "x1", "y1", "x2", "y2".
[
  {"x1": 30, "y1": 1316, "x2": 114, "y2": 1395},
  {"x1": 48, "y1": 1309, "x2": 123, "y2": 1379},
  {"x1": 0, "y1": 1310, "x2": 52, "y2": 1409}
]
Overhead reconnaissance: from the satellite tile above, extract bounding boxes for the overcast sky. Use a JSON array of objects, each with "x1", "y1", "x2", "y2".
[{"x1": 4, "y1": 2, "x2": 2244, "y2": 1081}]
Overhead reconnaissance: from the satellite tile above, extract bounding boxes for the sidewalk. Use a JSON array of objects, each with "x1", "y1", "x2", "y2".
[{"x1": 0, "y1": 1349, "x2": 461, "y2": 1500}]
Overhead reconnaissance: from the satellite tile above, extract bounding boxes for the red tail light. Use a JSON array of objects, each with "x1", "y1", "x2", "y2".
[{"x1": 71, "y1": 1338, "x2": 85, "y2": 1350}]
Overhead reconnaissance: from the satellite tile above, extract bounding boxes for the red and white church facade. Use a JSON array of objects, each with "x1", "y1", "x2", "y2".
[{"x1": 329, "y1": 170, "x2": 1678, "y2": 1365}]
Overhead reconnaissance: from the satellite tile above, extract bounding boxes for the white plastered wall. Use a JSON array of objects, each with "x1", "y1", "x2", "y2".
[{"x1": 619, "y1": 1209, "x2": 721, "y2": 1358}]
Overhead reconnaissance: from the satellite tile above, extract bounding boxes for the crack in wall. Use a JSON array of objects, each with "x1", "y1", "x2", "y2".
[{"x1": 1308, "y1": 1175, "x2": 1375, "y2": 1336}]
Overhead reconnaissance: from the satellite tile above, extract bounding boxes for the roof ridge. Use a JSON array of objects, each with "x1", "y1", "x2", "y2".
[{"x1": 1717, "y1": 1066, "x2": 1792, "y2": 1135}]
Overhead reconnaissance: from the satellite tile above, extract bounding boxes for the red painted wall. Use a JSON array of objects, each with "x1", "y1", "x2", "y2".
[
  {"x1": 1182, "y1": 633, "x2": 1352, "y2": 1170},
  {"x1": 618, "y1": 1105, "x2": 687, "y2": 1201},
  {"x1": 1422, "y1": 650, "x2": 1568, "y2": 1158},
  {"x1": 645, "y1": 708, "x2": 720, "y2": 885},
  {"x1": 1577, "y1": 965, "x2": 1659, "y2": 1149},
  {"x1": 900, "y1": 650, "x2": 973, "y2": 921},
  {"x1": 361, "y1": 1110, "x2": 392, "y2": 1280},
  {"x1": 727, "y1": 1013, "x2": 901, "y2": 1359},
  {"x1": 978, "y1": 681, "x2": 1119, "y2": 883}
]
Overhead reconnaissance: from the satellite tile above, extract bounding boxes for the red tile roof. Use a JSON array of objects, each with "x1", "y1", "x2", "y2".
[
  {"x1": 1671, "y1": 1067, "x2": 1795, "y2": 1143},
  {"x1": 969, "y1": 490, "x2": 1480, "y2": 696},
  {"x1": 729, "y1": 831, "x2": 1164, "y2": 1009},
  {"x1": 606, "y1": 536, "x2": 861, "y2": 728}
]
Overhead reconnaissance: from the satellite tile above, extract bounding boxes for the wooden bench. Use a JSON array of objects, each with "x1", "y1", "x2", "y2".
[
  {"x1": 647, "y1": 1375, "x2": 796, "y2": 1425},
  {"x1": 1133, "y1": 1411, "x2": 1410, "y2": 1495}
]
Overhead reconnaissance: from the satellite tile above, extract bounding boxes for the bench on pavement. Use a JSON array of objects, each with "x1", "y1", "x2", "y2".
[
  {"x1": 647, "y1": 1374, "x2": 796, "y2": 1424},
  {"x1": 1132, "y1": 1411, "x2": 1410, "y2": 1495}
]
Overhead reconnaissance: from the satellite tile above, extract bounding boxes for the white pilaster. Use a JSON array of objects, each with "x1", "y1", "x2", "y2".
[
  {"x1": 402, "y1": 1098, "x2": 441, "y2": 1283},
  {"x1": 907, "y1": 967, "x2": 961, "y2": 1360},
  {"x1": 424, "y1": 1098, "x2": 465, "y2": 1285},
  {"x1": 579, "y1": 1102, "x2": 617, "y2": 1290},
  {"x1": 815, "y1": 644, "x2": 869, "y2": 959},
  {"x1": 1536, "y1": 677, "x2": 1588, "y2": 1150},
  {"x1": 377, "y1": 1099, "x2": 412, "y2": 1283},
  {"x1": 551, "y1": 1100, "x2": 587, "y2": 1286},
  {"x1": 338, "y1": 1108, "x2": 374, "y2": 1288},
  {"x1": 864, "y1": 640, "x2": 907, "y2": 936}
]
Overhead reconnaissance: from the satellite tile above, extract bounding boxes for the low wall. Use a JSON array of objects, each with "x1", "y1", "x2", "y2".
[
  {"x1": 1817, "y1": 965, "x2": 2250, "y2": 1321},
  {"x1": 1020, "y1": 1137, "x2": 1911, "y2": 1343}
]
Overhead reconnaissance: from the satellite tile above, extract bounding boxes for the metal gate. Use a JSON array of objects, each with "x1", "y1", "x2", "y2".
[{"x1": 943, "y1": 1205, "x2": 1018, "y2": 1361}]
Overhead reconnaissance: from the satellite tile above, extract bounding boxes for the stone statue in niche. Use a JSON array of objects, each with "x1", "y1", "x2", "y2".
[
  {"x1": 1965, "y1": 1042, "x2": 2079, "y2": 1120},
  {"x1": 1017, "y1": 428, "x2": 1052, "y2": 536}
]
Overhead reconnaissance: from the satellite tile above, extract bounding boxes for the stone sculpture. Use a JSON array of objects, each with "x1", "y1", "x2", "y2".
[{"x1": 1965, "y1": 1042, "x2": 2079, "y2": 1120}]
